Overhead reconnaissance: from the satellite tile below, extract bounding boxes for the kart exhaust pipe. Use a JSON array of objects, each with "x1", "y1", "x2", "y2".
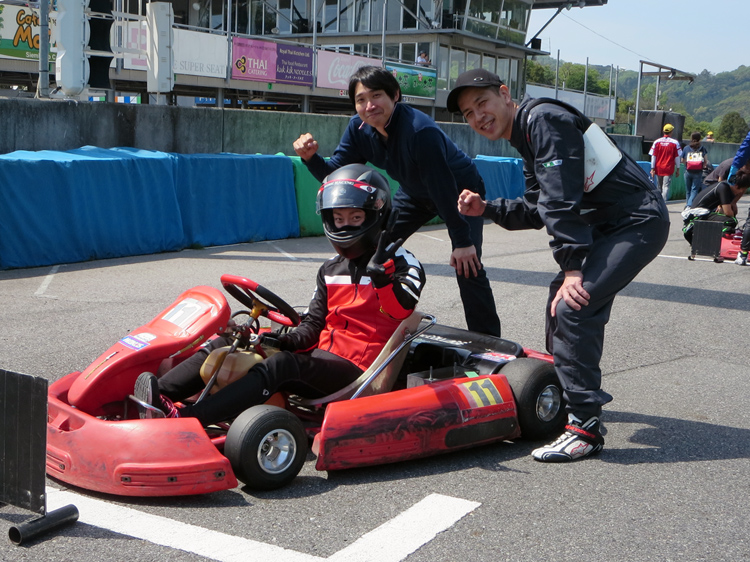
[{"x1": 8, "y1": 504, "x2": 80, "y2": 546}]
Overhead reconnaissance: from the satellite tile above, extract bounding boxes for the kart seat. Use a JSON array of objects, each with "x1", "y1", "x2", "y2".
[{"x1": 293, "y1": 311, "x2": 432, "y2": 407}]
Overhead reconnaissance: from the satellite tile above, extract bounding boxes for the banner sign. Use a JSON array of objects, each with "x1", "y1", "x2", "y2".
[
  {"x1": 0, "y1": 4, "x2": 57, "y2": 62},
  {"x1": 316, "y1": 50, "x2": 380, "y2": 90},
  {"x1": 384, "y1": 62, "x2": 436, "y2": 100},
  {"x1": 231, "y1": 38, "x2": 313, "y2": 86}
]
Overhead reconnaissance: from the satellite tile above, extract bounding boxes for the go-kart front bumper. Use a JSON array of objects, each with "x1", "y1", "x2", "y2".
[{"x1": 47, "y1": 372, "x2": 238, "y2": 497}]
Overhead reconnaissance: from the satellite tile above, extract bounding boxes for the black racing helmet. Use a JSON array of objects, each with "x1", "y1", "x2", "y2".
[{"x1": 316, "y1": 164, "x2": 392, "y2": 259}]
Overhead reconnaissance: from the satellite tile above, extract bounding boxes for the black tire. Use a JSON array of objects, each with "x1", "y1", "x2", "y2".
[
  {"x1": 224, "y1": 405, "x2": 307, "y2": 490},
  {"x1": 499, "y1": 358, "x2": 566, "y2": 441}
]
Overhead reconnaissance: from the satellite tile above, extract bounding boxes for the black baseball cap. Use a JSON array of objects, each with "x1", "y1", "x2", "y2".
[{"x1": 446, "y1": 68, "x2": 505, "y2": 113}]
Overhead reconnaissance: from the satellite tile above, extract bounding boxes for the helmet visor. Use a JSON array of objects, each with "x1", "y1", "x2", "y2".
[{"x1": 316, "y1": 179, "x2": 388, "y2": 214}]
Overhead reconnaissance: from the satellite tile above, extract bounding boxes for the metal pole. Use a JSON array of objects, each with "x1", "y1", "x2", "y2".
[
  {"x1": 608, "y1": 64, "x2": 613, "y2": 122},
  {"x1": 37, "y1": 0, "x2": 50, "y2": 97},
  {"x1": 312, "y1": 0, "x2": 318, "y2": 92},
  {"x1": 554, "y1": 49, "x2": 559, "y2": 99},
  {"x1": 634, "y1": 61, "x2": 643, "y2": 135},
  {"x1": 225, "y1": 0, "x2": 233, "y2": 86},
  {"x1": 613, "y1": 65, "x2": 619, "y2": 123},
  {"x1": 654, "y1": 72, "x2": 660, "y2": 110},
  {"x1": 583, "y1": 57, "x2": 588, "y2": 117},
  {"x1": 381, "y1": 0, "x2": 387, "y2": 63}
]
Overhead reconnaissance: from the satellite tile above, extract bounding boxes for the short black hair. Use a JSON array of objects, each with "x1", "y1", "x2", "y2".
[
  {"x1": 348, "y1": 66, "x2": 401, "y2": 107},
  {"x1": 735, "y1": 170, "x2": 750, "y2": 189}
]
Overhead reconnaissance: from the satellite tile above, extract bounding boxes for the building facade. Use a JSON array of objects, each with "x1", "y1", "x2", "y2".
[{"x1": 0, "y1": 0, "x2": 607, "y2": 117}]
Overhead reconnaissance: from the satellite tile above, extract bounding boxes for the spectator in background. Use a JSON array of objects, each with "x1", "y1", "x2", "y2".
[
  {"x1": 682, "y1": 172, "x2": 750, "y2": 245},
  {"x1": 649, "y1": 123, "x2": 681, "y2": 202},
  {"x1": 704, "y1": 131, "x2": 715, "y2": 143},
  {"x1": 682, "y1": 132, "x2": 711, "y2": 210},
  {"x1": 704, "y1": 158, "x2": 750, "y2": 190},
  {"x1": 416, "y1": 51, "x2": 430, "y2": 66}
]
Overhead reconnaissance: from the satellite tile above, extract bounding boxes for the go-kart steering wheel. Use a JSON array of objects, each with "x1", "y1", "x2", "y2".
[{"x1": 221, "y1": 275, "x2": 300, "y2": 328}]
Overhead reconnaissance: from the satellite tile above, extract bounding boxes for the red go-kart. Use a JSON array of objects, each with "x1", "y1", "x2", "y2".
[{"x1": 47, "y1": 275, "x2": 565, "y2": 496}]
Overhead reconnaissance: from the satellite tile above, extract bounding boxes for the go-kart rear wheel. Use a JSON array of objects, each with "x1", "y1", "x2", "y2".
[
  {"x1": 499, "y1": 358, "x2": 566, "y2": 441},
  {"x1": 225, "y1": 405, "x2": 307, "y2": 490}
]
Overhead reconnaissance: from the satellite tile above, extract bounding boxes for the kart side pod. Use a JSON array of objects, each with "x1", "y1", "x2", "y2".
[{"x1": 313, "y1": 374, "x2": 519, "y2": 471}]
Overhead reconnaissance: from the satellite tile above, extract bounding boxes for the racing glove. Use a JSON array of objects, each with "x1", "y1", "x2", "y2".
[
  {"x1": 727, "y1": 165, "x2": 739, "y2": 185},
  {"x1": 259, "y1": 331, "x2": 293, "y2": 351},
  {"x1": 367, "y1": 231, "x2": 404, "y2": 289}
]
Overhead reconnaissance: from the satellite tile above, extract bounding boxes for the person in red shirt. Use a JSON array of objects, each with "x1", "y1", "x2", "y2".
[{"x1": 649, "y1": 123, "x2": 682, "y2": 201}]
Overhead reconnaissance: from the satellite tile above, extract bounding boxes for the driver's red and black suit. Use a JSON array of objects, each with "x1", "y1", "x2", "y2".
[{"x1": 156, "y1": 246, "x2": 425, "y2": 426}]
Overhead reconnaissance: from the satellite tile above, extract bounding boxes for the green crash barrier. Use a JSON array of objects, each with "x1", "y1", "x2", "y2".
[{"x1": 288, "y1": 156, "x2": 440, "y2": 237}]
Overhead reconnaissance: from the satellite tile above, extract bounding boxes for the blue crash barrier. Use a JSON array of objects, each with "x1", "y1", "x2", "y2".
[
  {"x1": 0, "y1": 148, "x2": 299, "y2": 270},
  {"x1": 173, "y1": 153, "x2": 298, "y2": 248},
  {"x1": 0, "y1": 147, "x2": 183, "y2": 269},
  {"x1": 0, "y1": 149, "x2": 556, "y2": 270},
  {"x1": 473, "y1": 156, "x2": 525, "y2": 199}
]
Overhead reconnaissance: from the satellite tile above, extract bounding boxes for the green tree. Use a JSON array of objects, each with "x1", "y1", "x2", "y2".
[
  {"x1": 717, "y1": 112, "x2": 749, "y2": 143},
  {"x1": 526, "y1": 59, "x2": 555, "y2": 86}
]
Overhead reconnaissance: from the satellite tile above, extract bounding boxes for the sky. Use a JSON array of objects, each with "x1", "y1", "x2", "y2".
[{"x1": 527, "y1": 0, "x2": 747, "y2": 75}]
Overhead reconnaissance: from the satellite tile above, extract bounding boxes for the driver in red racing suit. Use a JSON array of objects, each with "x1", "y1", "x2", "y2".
[{"x1": 134, "y1": 164, "x2": 425, "y2": 426}]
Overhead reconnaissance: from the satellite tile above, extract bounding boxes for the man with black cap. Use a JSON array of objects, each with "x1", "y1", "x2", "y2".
[
  {"x1": 649, "y1": 123, "x2": 682, "y2": 201},
  {"x1": 448, "y1": 68, "x2": 670, "y2": 462}
]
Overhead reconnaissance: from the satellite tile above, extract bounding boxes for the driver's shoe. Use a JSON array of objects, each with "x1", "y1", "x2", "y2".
[
  {"x1": 531, "y1": 414, "x2": 604, "y2": 462},
  {"x1": 134, "y1": 372, "x2": 180, "y2": 419},
  {"x1": 735, "y1": 252, "x2": 748, "y2": 266}
]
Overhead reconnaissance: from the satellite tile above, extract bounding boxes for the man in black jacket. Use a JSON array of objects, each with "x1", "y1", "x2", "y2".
[
  {"x1": 449, "y1": 69, "x2": 670, "y2": 462},
  {"x1": 293, "y1": 65, "x2": 500, "y2": 337}
]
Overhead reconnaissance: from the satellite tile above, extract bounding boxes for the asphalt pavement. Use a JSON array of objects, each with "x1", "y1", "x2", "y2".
[{"x1": 1, "y1": 199, "x2": 749, "y2": 561}]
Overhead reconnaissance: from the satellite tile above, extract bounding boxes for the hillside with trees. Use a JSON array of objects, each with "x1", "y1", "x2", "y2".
[{"x1": 526, "y1": 57, "x2": 750, "y2": 142}]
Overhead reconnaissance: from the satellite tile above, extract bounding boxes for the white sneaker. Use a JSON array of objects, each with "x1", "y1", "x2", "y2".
[
  {"x1": 735, "y1": 253, "x2": 748, "y2": 266},
  {"x1": 531, "y1": 414, "x2": 604, "y2": 462}
]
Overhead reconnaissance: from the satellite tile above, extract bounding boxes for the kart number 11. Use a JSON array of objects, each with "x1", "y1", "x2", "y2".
[{"x1": 459, "y1": 378, "x2": 503, "y2": 408}]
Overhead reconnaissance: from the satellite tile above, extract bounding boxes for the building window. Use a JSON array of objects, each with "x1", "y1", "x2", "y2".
[
  {"x1": 323, "y1": 0, "x2": 338, "y2": 32},
  {"x1": 402, "y1": 43, "x2": 417, "y2": 65},
  {"x1": 496, "y1": 58, "x2": 509, "y2": 82},
  {"x1": 438, "y1": 45, "x2": 450, "y2": 89},
  {"x1": 467, "y1": 51, "x2": 481, "y2": 72},
  {"x1": 339, "y1": 0, "x2": 355, "y2": 32},
  {"x1": 501, "y1": 0, "x2": 529, "y2": 31},
  {"x1": 449, "y1": 47, "x2": 466, "y2": 89},
  {"x1": 249, "y1": 0, "x2": 275, "y2": 34},
  {"x1": 482, "y1": 55, "x2": 496, "y2": 74},
  {"x1": 402, "y1": 0, "x2": 417, "y2": 29},
  {"x1": 355, "y1": 0, "x2": 370, "y2": 31},
  {"x1": 419, "y1": 0, "x2": 436, "y2": 28}
]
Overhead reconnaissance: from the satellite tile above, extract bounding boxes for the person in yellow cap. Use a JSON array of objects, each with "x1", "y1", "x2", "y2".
[
  {"x1": 649, "y1": 123, "x2": 682, "y2": 201},
  {"x1": 705, "y1": 131, "x2": 715, "y2": 143}
]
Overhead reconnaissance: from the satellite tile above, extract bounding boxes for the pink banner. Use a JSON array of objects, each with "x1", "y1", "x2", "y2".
[
  {"x1": 232, "y1": 38, "x2": 276, "y2": 82},
  {"x1": 316, "y1": 51, "x2": 381, "y2": 90}
]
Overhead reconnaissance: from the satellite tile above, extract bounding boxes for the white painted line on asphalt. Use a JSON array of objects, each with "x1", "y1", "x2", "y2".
[
  {"x1": 46, "y1": 489, "x2": 480, "y2": 562},
  {"x1": 46, "y1": 488, "x2": 320, "y2": 562},
  {"x1": 34, "y1": 265, "x2": 60, "y2": 297},
  {"x1": 416, "y1": 233, "x2": 445, "y2": 242},
  {"x1": 327, "y1": 493, "x2": 480, "y2": 562},
  {"x1": 659, "y1": 254, "x2": 719, "y2": 262},
  {"x1": 267, "y1": 241, "x2": 299, "y2": 260}
]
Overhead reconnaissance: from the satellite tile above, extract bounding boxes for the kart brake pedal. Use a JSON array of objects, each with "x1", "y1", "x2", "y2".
[{"x1": 128, "y1": 394, "x2": 166, "y2": 418}]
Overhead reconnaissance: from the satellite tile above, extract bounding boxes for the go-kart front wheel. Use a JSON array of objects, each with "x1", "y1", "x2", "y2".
[
  {"x1": 499, "y1": 358, "x2": 566, "y2": 441},
  {"x1": 225, "y1": 405, "x2": 307, "y2": 490}
]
